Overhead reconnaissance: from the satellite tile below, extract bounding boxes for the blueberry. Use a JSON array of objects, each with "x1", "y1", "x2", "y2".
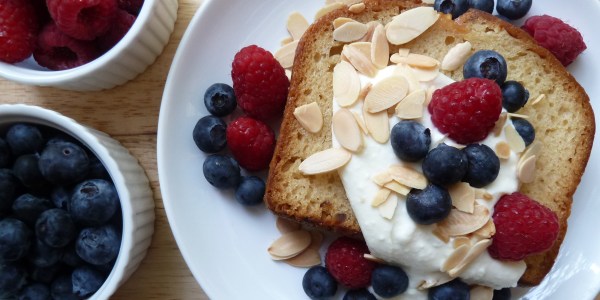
[
  {"x1": 0, "y1": 169, "x2": 18, "y2": 213},
  {"x1": 434, "y1": 0, "x2": 469, "y2": 19},
  {"x1": 343, "y1": 289, "x2": 376, "y2": 300},
  {"x1": 31, "y1": 264, "x2": 64, "y2": 284},
  {"x1": 39, "y1": 141, "x2": 90, "y2": 185},
  {"x1": 17, "y1": 283, "x2": 51, "y2": 300},
  {"x1": 463, "y1": 50, "x2": 508, "y2": 85},
  {"x1": 512, "y1": 118, "x2": 535, "y2": 146},
  {"x1": 234, "y1": 176, "x2": 265, "y2": 206},
  {"x1": 422, "y1": 144, "x2": 468, "y2": 186},
  {"x1": 36, "y1": 209, "x2": 76, "y2": 248},
  {"x1": 462, "y1": 144, "x2": 500, "y2": 188},
  {"x1": 501, "y1": 81, "x2": 529, "y2": 112},
  {"x1": 406, "y1": 184, "x2": 452, "y2": 225},
  {"x1": 51, "y1": 186, "x2": 70, "y2": 210},
  {"x1": 86, "y1": 155, "x2": 111, "y2": 181},
  {"x1": 12, "y1": 193, "x2": 53, "y2": 224},
  {"x1": 468, "y1": 0, "x2": 494, "y2": 13},
  {"x1": 204, "y1": 83, "x2": 237, "y2": 117},
  {"x1": 61, "y1": 244, "x2": 84, "y2": 267},
  {"x1": 203, "y1": 154, "x2": 241, "y2": 189},
  {"x1": 0, "y1": 218, "x2": 32, "y2": 262},
  {"x1": 371, "y1": 265, "x2": 409, "y2": 298},
  {"x1": 193, "y1": 116, "x2": 228, "y2": 153},
  {"x1": 50, "y1": 275, "x2": 80, "y2": 300},
  {"x1": 0, "y1": 263, "x2": 27, "y2": 298},
  {"x1": 0, "y1": 138, "x2": 11, "y2": 168},
  {"x1": 493, "y1": 288, "x2": 511, "y2": 300},
  {"x1": 496, "y1": 0, "x2": 532, "y2": 20},
  {"x1": 70, "y1": 179, "x2": 118, "y2": 226},
  {"x1": 29, "y1": 239, "x2": 63, "y2": 267},
  {"x1": 72, "y1": 266, "x2": 106, "y2": 298},
  {"x1": 302, "y1": 266, "x2": 337, "y2": 300},
  {"x1": 6, "y1": 123, "x2": 44, "y2": 156},
  {"x1": 391, "y1": 121, "x2": 431, "y2": 162},
  {"x1": 428, "y1": 278, "x2": 470, "y2": 300},
  {"x1": 94, "y1": 259, "x2": 116, "y2": 274},
  {"x1": 13, "y1": 154, "x2": 50, "y2": 189},
  {"x1": 76, "y1": 225, "x2": 121, "y2": 265}
]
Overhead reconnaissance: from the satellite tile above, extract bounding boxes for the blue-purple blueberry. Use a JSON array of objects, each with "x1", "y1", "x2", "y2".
[
  {"x1": 17, "y1": 283, "x2": 51, "y2": 300},
  {"x1": 36, "y1": 208, "x2": 76, "y2": 248},
  {"x1": 302, "y1": 266, "x2": 337, "y2": 299},
  {"x1": 193, "y1": 116, "x2": 228, "y2": 153},
  {"x1": 422, "y1": 144, "x2": 468, "y2": 186},
  {"x1": 463, "y1": 50, "x2": 508, "y2": 85},
  {"x1": 462, "y1": 144, "x2": 500, "y2": 188},
  {"x1": 6, "y1": 123, "x2": 44, "y2": 156},
  {"x1": 70, "y1": 179, "x2": 118, "y2": 226},
  {"x1": 72, "y1": 266, "x2": 106, "y2": 298},
  {"x1": 12, "y1": 193, "x2": 53, "y2": 224},
  {"x1": 76, "y1": 225, "x2": 121, "y2": 265},
  {"x1": 203, "y1": 154, "x2": 241, "y2": 189},
  {"x1": 434, "y1": 0, "x2": 469, "y2": 19},
  {"x1": 0, "y1": 218, "x2": 32, "y2": 262},
  {"x1": 204, "y1": 83, "x2": 237, "y2": 117},
  {"x1": 406, "y1": 184, "x2": 452, "y2": 225},
  {"x1": 391, "y1": 121, "x2": 431, "y2": 162},
  {"x1": 234, "y1": 176, "x2": 265, "y2": 206},
  {"x1": 38, "y1": 141, "x2": 90, "y2": 185}
]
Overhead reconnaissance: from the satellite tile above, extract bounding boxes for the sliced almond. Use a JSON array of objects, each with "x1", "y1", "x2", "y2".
[
  {"x1": 333, "y1": 17, "x2": 354, "y2": 29},
  {"x1": 530, "y1": 94, "x2": 545, "y2": 106},
  {"x1": 452, "y1": 236, "x2": 471, "y2": 249},
  {"x1": 386, "y1": 7, "x2": 439, "y2": 45},
  {"x1": 333, "y1": 21, "x2": 368, "y2": 42},
  {"x1": 417, "y1": 278, "x2": 452, "y2": 290},
  {"x1": 505, "y1": 125, "x2": 526, "y2": 153},
  {"x1": 352, "y1": 110, "x2": 369, "y2": 134},
  {"x1": 363, "y1": 102, "x2": 390, "y2": 143},
  {"x1": 393, "y1": 65, "x2": 420, "y2": 93},
  {"x1": 425, "y1": 86, "x2": 435, "y2": 106},
  {"x1": 507, "y1": 112, "x2": 529, "y2": 119},
  {"x1": 441, "y1": 41, "x2": 472, "y2": 71},
  {"x1": 433, "y1": 226, "x2": 450, "y2": 243},
  {"x1": 358, "y1": 81, "x2": 372, "y2": 101},
  {"x1": 470, "y1": 286, "x2": 494, "y2": 300},
  {"x1": 396, "y1": 89, "x2": 426, "y2": 119},
  {"x1": 274, "y1": 40, "x2": 299, "y2": 69},
  {"x1": 492, "y1": 112, "x2": 507, "y2": 137},
  {"x1": 285, "y1": 69, "x2": 292, "y2": 80},
  {"x1": 472, "y1": 219, "x2": 496, "y2": 239},
  {"x1": 364, "y1": 253, "x2": 386, "y2": 264},
  {"x1": 268, "y1": 230, "x2": 312, "y2": 260},
  {"x1": 284, "y1": 231, "x2": 323, "y2": 267},
  {"x1": 378, "y1": 193, "x2": 398, "y2": 219},
  {"x1": 394, "y1": 53, "x2": 440, "y2": 69},
  {"x1": 448, "y1": 182, "x2": 475, "y2": 213},
  {"x1": 333, "y1": 108, "x2": 363, "y2": 152},
  {"x1": 388, "y1": 165, "x2": 427, "y2": 189},
  {"x1": 384, "y1": 181, "x2": 411, "y2": 196},
  {"x1": 343, "y1": 42, "x2": 378, "y2": 77},
  {"x1": 276, "y1": 217, "x2": 301, "y2": 234},
  {"x1": 349, "y1": 2, "x2": 366, "y2": 13},
  {"x1": 518, "y1": 154, "x2": 536, "y2": 183},
  {"x1": 294, "y1": 102, "x2": 323, "y2": 133},
  {"x1": 520, "y1": 140, "x2": 542, "y2": 167},
  {"x1": 421, "y1": 0, "x2": 435, "y2": 4},
  {"x1": 495, "y1": 141, "x2": 511, "y2": 160},
  {"x1": 364, "y1": 76, "x2": 409, "y2": 113},
  {"x1": 371, "y1": 24, "x2": 389, "y2": 69},
  {"x1": 410, "y1": 65, "x2": 440, "y2": 82},
  {"x1": 333, "y1": 61, "x2": 361, "y2": 107},
  {"x1": 372, "y1": 170, "x2": 393, "y2": 186},
  {"x1": 448, "y1": 239, "x2": 492, "y2": 277},
  {"x1": 287, "y1": 12, "x2": 309, "y2": 40},
  {"x1": 436, "y1": 205, "x2": 490, "y2": 237},
  {"x1": 359, "y1": 21, "x2": 379, "y2": 42},
  {"x1": 441, "y1": 244, "x2": 469, "y2": 272},
  {"x1": 315, "y1": 2, "x2": 344, "y2": 20},
  {"x1": 281, "y1": 36, "x2": 294, "y2": 46},
  {"x1": 398, "y1": 48, "x2": 410, "y2": 57},
  {"x1": 299, "y1": 148, "x2": 352, "y2": 175},
  {"x1": 372, "y1": 188, "x2": 392, "y2": 207}
]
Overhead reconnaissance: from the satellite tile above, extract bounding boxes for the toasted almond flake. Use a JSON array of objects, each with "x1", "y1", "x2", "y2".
[
  {"x1": 333, "y1": 108, "x2": 363, "y2": 152},
  {"x1": 364, "y1": 76, "x2": 409, "y2": 113},
  {"x1": 448, "y1": 239, "x2": 492, "y2": 277},
  {"x1": 333, "y1": 17, "x2": 354, "y2": 29},
  {"x1": 448, "y1": 182, "x2": 475, "y2": 213},
  {"x1": 530, "y1": 94, "x2": 545, "y2": 106},
  {"x1": 371, "y1": 24, "x2": 389, "y2": 69},
  {"x1": 398, "y1": 48, "x2": 410, "y2": 57},
  {"x1": 349, "y1": 2, "x2": 365, "y2": 13},
  {"x1": 494, "y1": 141, "x2": 511, "y2": 160},
  {"x1": 410, "y1": 65, "x2": 440, "y2": 81},
  {"x1": 421, "y1": 0, "x2": 435, "y2": 3},
  {"x1": 436, "y1": 205, "x2": 490, "y2": 237},
  {"x1": 299, "y1": 148, "x2": 352, "y2": 175},
  {"x1": 396, "y1": 89, "x2": 426, "y2": 119},
  {"x1": 268, "y1": 230, "x2": 312, "y2": 260},
  {"x1": 284, "y1": 231, "x2": 323, "y2": 267},
  {"x1": 384, "y1": 181, "x2": 411, "y2": 196},
  {"x1": 294, "y1": 102, "x2": 323, "y2": 133},
  {"x1": 393, "y1": 65, "x2": 420, "y2": 93},
  {"x1": 372, "y1": 188, "x2": 392, "y2": 207},
  {"x1": 351, "y1": 111, "x2": 369, "y2": 134},
  {"x1": 343, "y1": 42, "x2": 378, "y2": 77},
  {"x1": 287, "y1": 12, "x2": 309, "y2": 40},
  {"x1": 493, "y1": 112, "x2": 508, "y2": 137},
  {"x1": 483, "y1": 192, "x2": 493, "y2": 201},
  {"x1": 281, "y1": 36, "x2": 294, "y2": 46},
  {"x1": 378, "y1": 193, "x2": 398, "y2": 219},
  {"x1": 518, "y1": 155, "x2": 536, "y2": 183},
  {"x1": 372, "y1": 170, "x2": 393, "y2": 186},
  {"x1": 441, "y1": 41, "x2": 472, "y2": 71},
  {"x1": 333, "y1": 61, "x2": 361, "y2": 107},
  {"x1": 472, "y1": 219, "x2": 496, "y2": 239},
  {"x1": 285, "y1": 69, "x2": 292, "y2": 80},
  {"x1": 452, "y1": 236, "x2": 471, "y2": 249},
  {"x1": 433, "y1": 226, "x2": 450, "y2": 243},
  {"x1": 394, "y1": 53, "x2": 440, "y2": 69},
  {"x1": 505, "y1": 125, "x2": 526, "y2": 153},
  {"x1": 315, "y1": 2, "x2": 345, "y2": 20},
  {"x1": 358, "y1": 82, "x2": 372, "y2": 101},
  {"x1": 386, "y1": 7, "x2": 439, "y2": 45},
  {"x1": 274, "y1": 40, "x2": 299, "y2": 69},
  {"x1": 364, "y1": 253, "x2": 386, "y2": 264},
  {"x1": 425, "y1": 86, "x2": 436, "y2": 106},
  {"x1": 507, "y1": 112, "x2": 529, "y2": 119},
  {"x1": 470, "y1": 286, "x2": 494, "y2": 300},
  {"x1": 520, "y1": 140, "x2": 542, "y2": 167},
  {"x1": 441, "y1": 244, "x2": 469, "y2": 272},
  {"x1": 276, "y1": 217, "x2": 301, "y2": 234},
  {"x1": 417, "y1": 278, "x2": 452, "y2": 290},
  {"x1": 363, "y1": 99, "x2": 390, "y2": 143},
  {"x1": 388, "y1": 165, "x2": 427, "y2": 189},
  {"x1": 390, "y1": 53, "x2": 403, "y2": 64},
  {"x1": 333, "y1": 21, "x2": 368, "y2": 42},
  {"x1": 359, "y1": 21, "x2": 379, "y2": 42}
]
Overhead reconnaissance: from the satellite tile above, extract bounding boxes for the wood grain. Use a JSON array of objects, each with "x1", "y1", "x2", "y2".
[{"x1": 0, "y1": 0, "x2": 207, "y2": 299}]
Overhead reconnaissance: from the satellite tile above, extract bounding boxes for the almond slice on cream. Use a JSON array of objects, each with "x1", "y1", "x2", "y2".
[
  {"x1": 388, "y1": 165, "x2": 427, "y2": 189},
  {"x1": 447, "y1": 239, "x2": 492, "y2": 277},
  {"x1": 385, "y1": 7, "x2": 439, "y2": 45},
  {"x1": 294, "y1": 102, "x2": 323, "y2": 133},
  {"x1": 363, "y1": 102, "x2": 389, "y2": 143},
  {"x1": 384, "y1": 181, "x2": 411, "y2": 196},
  {"x1": 343, "y1": 42, "x2": 378, "y2": 77},
  {"x1": 299, "y1": 148, "x2": 352, "y2": 175},
  {"x1": 505, "y1": 125, "x2": 526, "y2": 153},
  {"x1": 518, "y1": 155, "x2": 536, "y2": 183},
  {"x1": 436, "y1": 205, "x2": 490, "y2": 237},
  {"x1": 333, "y1": 61, "x2": 361, "y2": 107},
  {"x1": 396, "y1": 89, "x2": 426, "y2": 119},
  {"x1": 333, "y1": 108, "x2": 363, "y2": 152},
  {"x1": 441, "y1": 244, "x2": 469, "y2": 272},
  {"x1": 394, "y1": 53, "x2": 440, "y2": 69},
  {"x1": 378, "y1": 193, "x2": 398, "y2": 219},
  {"x1": 448, "y1": 182, "x2": 475, "y2": 213},
  {"x1": 364, "y1": 76, "x2": 409, "y2": 113},
  {"x1": 372, "y1": 188, "x2": 392, "y2": 207},
  {"x1": 470, "y1": 286, "x2": 494, "y2": 300}
]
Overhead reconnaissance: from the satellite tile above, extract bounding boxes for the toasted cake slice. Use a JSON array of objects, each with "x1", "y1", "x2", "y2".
[{"x1": 265, "y1": 0, "x2": 594, "y2": 285}]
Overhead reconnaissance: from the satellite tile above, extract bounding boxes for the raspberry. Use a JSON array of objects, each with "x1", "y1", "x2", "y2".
[
  {"x1": 47, "y1": 0, "x2": 118, "y2": 41},
  {"x1": 522, "y1": 15, "x2": 587, "y2": 66},
  {"x1": 118, "y1": 0, "x2": 143, "y2": 15},
  {"x1": 0, "y1": 0, "x2": 39, "y2": 63},
  {"x1": 488, "y1": 192, "x2": 559, "y2": 261},
  {"x1": 325, "y1": 237, "x2": 376, "y2": 289},
  {"x1": 428, "y1": 78, "x2": 502, "y2": 144},
  {"x1": 226, "y1": 116, "x2": 275, "y2": 172},
  {"x1": 231, "y1": 45, "x2": 290, "y2": 121},
  {"x1": 33, "y1": 22, "x2": 99, "y2": 70},
  {"x1": 96, "y1": 9, "x2": 136, "y2": 54}
]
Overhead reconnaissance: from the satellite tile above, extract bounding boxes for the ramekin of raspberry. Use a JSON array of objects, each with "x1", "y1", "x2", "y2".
[{"x1": 0, "y1": 0, "x2": 178, "y2": 91}]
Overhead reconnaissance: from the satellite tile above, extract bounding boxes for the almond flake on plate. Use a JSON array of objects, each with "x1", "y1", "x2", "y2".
[
  {"x1": 274, "y1": 40, "x2": 299, "y2": 69},
  {"x1": 333, "y1": 21, "x2": 368, "y2": 42},
  {"x1": 385, "y1": 7, "x2": 439, "y2": 45},
  {"x1": 284, "y1": 231, "x2": 323, "y2": 267},
  {"x1": 294, "y1": 102, "x2": 323, "y2": 133},
  {"x1": 333, "y1": 61, "x2": 361, "y2": 107},
  {"x1": 268, "y1": 230, "x2": 312, "y2": 260},
  {"x1": 276, "y1": 217, "x2": 301, "y2": 234},
  {"x1": 364, "y1": 76, "x2": 409, "y2": 113},
  {"x1": 441, "y1": 41, "x2": 472, "y2": 71},
  {"x1": 299, "y1": 148, "x2": 352, "y2": 175},
  {"x1": 396, "y1": 89, "x2": 426, "y2": 119},
  {"x1": 287, "y1": 12, "x2": 309, "y2": 40},
  {"x1": 333, "y1": 108, "x2": 363, "y2": 152}
]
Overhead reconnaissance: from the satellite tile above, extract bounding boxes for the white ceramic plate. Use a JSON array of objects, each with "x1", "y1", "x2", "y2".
[{"x1": 158, "y1": 0, "x2": 600, "y2": 299}]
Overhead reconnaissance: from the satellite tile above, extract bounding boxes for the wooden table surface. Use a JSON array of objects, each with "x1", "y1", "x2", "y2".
[{"x1": 0, "y1": 0, "x2": 208, "y2": 299}]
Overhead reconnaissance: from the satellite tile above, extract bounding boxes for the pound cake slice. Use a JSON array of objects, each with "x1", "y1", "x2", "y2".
[{"x1": 265, "y1": 0, "x2": 594, "y2": 285}]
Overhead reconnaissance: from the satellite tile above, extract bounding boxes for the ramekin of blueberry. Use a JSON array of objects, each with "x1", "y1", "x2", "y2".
[{"x1": 0, "y1": 104, "x2": 154, "y2": 299}]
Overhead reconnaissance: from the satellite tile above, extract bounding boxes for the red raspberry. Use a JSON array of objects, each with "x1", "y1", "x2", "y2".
[
  {"x1": 118, "y1": 0, "x2": 144, "y2": 15},
  {"x1": 231, "y1": 45, "x2": 290, "y2": 121},
  {"x1": 97, "y1": 9, "x2": 136, "y2": 53},
  {"x1": 33, "y1": 22, "x2": 99, "y2": 70},
  {"x1": 46, "y1": 0, "x2": 118, "y2": 41},
  {"x1": 226, "y1": 116, "x2": 275, "y2": 171},
  {"x1": 428, "y1": 78, "x2": 502, "y2": 145},
  {"x1": 522, "y1": 15, "x2": 587, "y2": 66},
  {"x1": 325, "y1": 237, "x2": 376, "y2": 289},
  {"x1": 488, "y1": 192, "x2": 559, "y2": 261},
  {"x1": 0, "y1": 0, "x2": 39, "y2": 63}
]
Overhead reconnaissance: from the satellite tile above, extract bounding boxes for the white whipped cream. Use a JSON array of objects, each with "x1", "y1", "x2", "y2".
[{"x1": 332, "y1": 66, "x2": 527, "y2": 298}]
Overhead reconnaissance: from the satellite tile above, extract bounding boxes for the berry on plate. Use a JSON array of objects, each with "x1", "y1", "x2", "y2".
[
  {"x1": 371, "y1": 265, "x2": 409, "y2": 298},
  {"x1": 422, "y1": 144, "x2": 468, "y2": 186},
  {"x1": 302, "y1": 266, "x2": 338, "y2": 299},
  {"x1": 496, "y1": 0, "x2": 532, "y2": 20},
  {"x1": 488, "y1": 192, "x2": 559, "y2": 261},
  {"x1": 0, "y1": 0, "x2": 38, "y2": 63},
  {"x1": 522, "y1": 15, "x2": 587, "y2": 66},
  {"x1": 204, "y1": 83, "x2": 237, "y2": 117},
  {"x1": 501, "y1": 80, "x2": 529, "y2": 113},
  {"x1": 192, "y1": 115, "x2": 227, "y2": 153},
  {"x1": 47, "y1": 0, "x2": 118, "y2": 40},
  {"x1": 33, "y1": 22, "x2": 99, "y2": 70},
  {"x1": 406, "y1": 184, "x2": 452, "y2": 225},
  {"x1": 468, "y1": 0, "x2": 494, "y2": 14},
  {"x1": 234, "y1": 176, "x2": 266, "y2": 206},
  {"x1": 428, "y1": 78, "x2": 503, "y2": 144},
  {"x1": 463, "y1": 50, "x2": 508, "y2": 85},
  {"x1": 202, "y1": 154, "x2": 241, "y2": 189},
  {"x1": 512, "y1": 118, "x2": 535, "y2": 146},
  {"x1": 462, "y1": 144, "x2": 500, "y2": 188},
  {"x1": 390, "y1": 121, "x2": 431, "y2": 162},
  {"x1": 325, "y1": 237, "x2": 377, "y2": 289},
  {"x1": 226, "y1": 116, "x2": 276, "y2": 171},
  {"x1": 231, "y1": 45, "x2": 290, "y2": 121},
  {"x1": 434, "y1": 0, "x2": 469, "y2": 19},
  {"x1": 428, "y1": 278, "x2": 470, "y2": 300}
]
